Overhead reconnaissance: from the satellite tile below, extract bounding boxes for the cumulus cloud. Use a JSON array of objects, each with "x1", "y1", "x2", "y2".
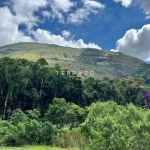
[
  {"x1": 111, "y1": 24, "x2": 150, "y2": 61},
  {"x1": 0, "y1": 7, "x2": 34, "y2": 46},
  {"x1": 9, "y1": 0, "x2": 48, "y2": 29},
  {"x1": 0, "y1": 0, "x2": 101, "y2": 49},
  {"x1": 34, "y1": 29, "x2": 101, "y2": 49},
  {"x1": 67, "y1": 0, "x2": 105, "y2": 24},
  {"x1": 112, "y1": 0, "x2": 133, "y2": 7},
  {"x1": 0, "y1": 0, "x2": 48, "y2": 46}
]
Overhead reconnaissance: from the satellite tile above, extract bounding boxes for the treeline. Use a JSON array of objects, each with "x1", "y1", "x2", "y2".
[{"x1": 0, "y1": 57, "x2": 147, "y2": 118}]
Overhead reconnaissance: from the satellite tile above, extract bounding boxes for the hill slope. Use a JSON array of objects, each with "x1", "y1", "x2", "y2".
[{"x1": 0, "y1": 42, "x2": 148, "y2": 79}]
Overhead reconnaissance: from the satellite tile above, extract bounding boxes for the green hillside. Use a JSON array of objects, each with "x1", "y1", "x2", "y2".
[{"x1": 0, "y1": 42, "x2": 148, "y2": 78}]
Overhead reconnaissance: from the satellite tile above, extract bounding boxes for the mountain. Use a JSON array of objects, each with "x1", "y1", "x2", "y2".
[{"x1": 0, "y1": 42, "x2": 149, "y2": 79}]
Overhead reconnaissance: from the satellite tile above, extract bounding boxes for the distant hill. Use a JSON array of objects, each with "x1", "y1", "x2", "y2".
[{"x1": 0, "y1": 42, "x2": 149, "y2": 79}]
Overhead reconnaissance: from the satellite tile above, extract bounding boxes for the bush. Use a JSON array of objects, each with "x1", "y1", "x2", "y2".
[
  {"x1": 41, "y1": 121, "x2": 58, "y2": 145},
  {"x1": 55, "y1": 128, "x2": 85, "y2": 149},
  {"x1": 81, "y1": 101, "x2": 150, "y2": 150},
  {"x1": 0, "y1": 109, "x2": 58, "y2": 146},
  {"x1": 0, "y1": 120, "x2": 26, "y2": 146}
]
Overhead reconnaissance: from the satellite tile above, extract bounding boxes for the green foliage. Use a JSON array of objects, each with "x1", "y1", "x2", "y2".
[
  {"x1": 117, "y1": 77, "x2": 144, "y2": 105},
  {"x1": 82, "y1": 77, "x2": 144, "y2": 106},
  {"x1": 0, "y1": 57, "x2": 23, "y2": 118},
  {"x1": 0, "y1": 57, "x2": 84, "y2": 116},
  {"x1": 26, "y1": 109, "x2": 40, "y2": 120},
  {"x1": 45, "y1": 98, "x2": 69, "y2": 128},
  {"x1": 0, "y1": 109, "x2": 58, "y2": 146},
  {"x1": 0, "y1": 56, "x2": 149, "y2": 149},
  {"x1": 64, "y1": 103, "x2": 86, "y2": 129},
  {"x1": 0, "y1": 57, "x2": 146, "y2": 115},
  {"x1": 24, "y1": 119, "x2": 42, "y2": 144},
  {"x1": 10, "y1": 108, "x2": 28, "y2": 125},
  {"x1": 41, "y1": 121, "x2": 58, "y2": 145},
  {"x1": 81, "y1": 101, "x2": 150, "y2": 150},
  {"x1": 45, "y1": 98, "x2": 86, "y2": 128},
  {"x1": 0, "y1": 118, "x2": 26, "y2": 146}
]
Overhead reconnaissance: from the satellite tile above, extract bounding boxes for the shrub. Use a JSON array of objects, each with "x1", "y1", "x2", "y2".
[{"x1": 81, "y1": 101, "x2": 150, "y2": 150}]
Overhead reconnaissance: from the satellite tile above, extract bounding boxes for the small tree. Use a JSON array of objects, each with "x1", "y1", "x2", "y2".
[
  {"x1": 45, "y1": 98, "x2": 69, "y2": 128},
  {"x1": 10, "y1": 108, "x2": 28, "y2": 125}
]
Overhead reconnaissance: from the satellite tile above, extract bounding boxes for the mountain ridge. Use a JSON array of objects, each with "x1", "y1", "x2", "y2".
[{"x1": 0, "y1": 42, "x2": 149, "y2": 79}]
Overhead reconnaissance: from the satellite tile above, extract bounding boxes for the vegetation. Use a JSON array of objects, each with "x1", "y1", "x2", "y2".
[
  {"x1": 81, "y1": 101, "x2": 150, "y2": 150},
  {"x1": 0, "y1": 42, "x2": 148, "y2": 79},
  {"x1": 0, "y1": 57, "x2": 146, "y2": 116},
  {"x1": 0, "y1": 146, "x2": 68, "y2": 150},
  {"x1": 0, "y1": 55, "x2": 150, "y2": 149}
]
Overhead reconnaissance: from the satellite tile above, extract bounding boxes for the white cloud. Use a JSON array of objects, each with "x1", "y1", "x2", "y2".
[
  {"x1": 9, "y1": 0, "x2": 48, "y2": 29},
  {"x1": 113, "y1": 0, "x2": 133, "y2": 7},
  {"x1": 50, "y1": 0, "x2": 74, "y2": 12},
  {"x1": 0, "y1": 0, "x2": 101, "y2": 49},
  {"x1": 67, "y1": 8, "x2": 91, "y2": 24},
  {"x1": 49, "y1": 0, "x2": 105, "y2": 24},
  {"x1": 111, "y1": 24, "x2": 150, "y2": 62},
  {"x1": 0, "y1": 7, "x2": 34, "y2": 46},
  {"x1": 112, "y1": 0, "x2": 150, "y2": 18},
  {"x1": 84, "y1": 0, "x2": 104, "y2": 8},
  {"x1": 67, "y1": 0, "x2": 105, "y2": 24},
  {"x1": 42, "y1": 11, "x2": 51, "y2": 19},
  {"x1": 62, "y1": 30, "x2": 71, "y2": 39},
  {"x1": 0, "y1": 0, "x2": 48, "y2": 46},
  {"x1": 34, "y1": 29, "x2": 101, "y2": 49},
  {"x1": 49, "y1": 0, "x2": 75, "y2": 23},
  {"x1": 136, "y1": 0, "x2": 150, "y2": 19},
  {"x1": 10, "y1": 0, "x2": 48, "y2": 15}
]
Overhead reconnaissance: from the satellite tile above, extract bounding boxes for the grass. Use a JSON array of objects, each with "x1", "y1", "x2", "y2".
[{"x1": 0, "y1": 146, "x2": 79, "y2": 150}]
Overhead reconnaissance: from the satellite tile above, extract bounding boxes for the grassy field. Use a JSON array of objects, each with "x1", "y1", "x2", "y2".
[{"x1": 0, "y1": 146, "x2": 79, "y2": 150}]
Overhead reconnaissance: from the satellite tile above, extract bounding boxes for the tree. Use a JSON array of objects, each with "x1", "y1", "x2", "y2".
[
  {"x1": 117, "y1": 77, "x2": 144, "y2": 105},
  {"x1": 45, "y1": 98, "x2": 69, "y2": 128},
  {"x1": 64, "y1": 103, "x2": 86, "y2": 129},
  {"x1": 41, "y1": 121, "x2": 58, "y2": 145},
  {"x1": 24, "y1": 119, "x2": 42, "y2": 144},
  {"x1": 10, "y1": 108, "x2": 28, "y2": 125},
  {"x1": 0, "y1": 57, "x2": 23, "y2": 119}
]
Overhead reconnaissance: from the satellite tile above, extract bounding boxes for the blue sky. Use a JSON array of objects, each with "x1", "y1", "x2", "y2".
[{"x1": 0, "y1": 0, "x2": 150, "y2": 61}]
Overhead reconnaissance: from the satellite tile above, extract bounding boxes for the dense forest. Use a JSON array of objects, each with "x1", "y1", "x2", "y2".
[{"x1": 0, "y1": 57, "x2": 150, "y2": 149}]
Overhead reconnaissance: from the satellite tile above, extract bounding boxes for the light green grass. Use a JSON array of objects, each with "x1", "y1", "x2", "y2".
[{"x1": 0, "y1": 146, "x2": 79, "y2": 150}]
